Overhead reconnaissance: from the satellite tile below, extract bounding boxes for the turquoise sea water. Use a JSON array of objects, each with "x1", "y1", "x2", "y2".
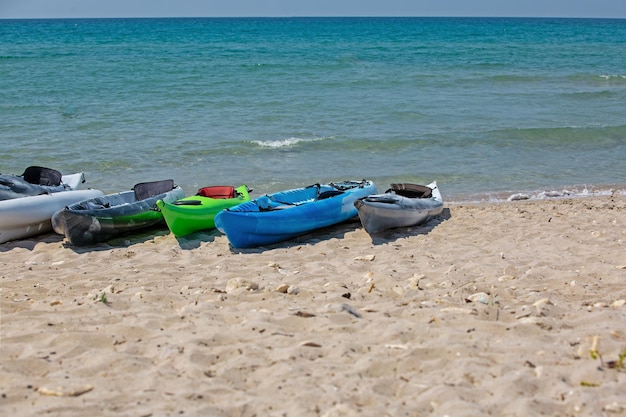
[{"x1": 1, "y1": 17, "x2": 625, "y2": 201}]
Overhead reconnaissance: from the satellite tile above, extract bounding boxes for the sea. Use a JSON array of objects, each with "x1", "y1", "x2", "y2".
[{"x1": 1, "y1": 17, "x2": 625, "y2": 202}]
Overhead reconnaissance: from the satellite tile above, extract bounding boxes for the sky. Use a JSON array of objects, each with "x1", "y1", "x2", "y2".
[{"x1": 1, "y1": 0, "x2": 625, "y2": 19}]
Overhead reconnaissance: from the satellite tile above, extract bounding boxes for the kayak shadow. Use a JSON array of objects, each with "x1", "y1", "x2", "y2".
[
  {"x1": 368, "y1": 207, "x2": 452, "y2": 245},
  {"x1": 60, "y1": 227, "x2": 219, "y2": 253},
  {"x1": 222, "y1": 207, "x2": 451, "y2": 253},
  {"x1": 60, "y1": 228, "x2": 173, "y2": 253},
  {"x1": 0, "y1": 232, "x2": 64, "y2": 252},
  {"x1": 173, "y1": 229, "x2": 222, "y2": 250}
]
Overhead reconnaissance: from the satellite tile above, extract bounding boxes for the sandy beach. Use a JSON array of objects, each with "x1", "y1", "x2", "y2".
[{"x1": 1, "y1": 193, "x2": 625, "y2": 416}]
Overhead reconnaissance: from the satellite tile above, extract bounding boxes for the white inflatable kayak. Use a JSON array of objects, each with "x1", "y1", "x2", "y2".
[
  {"x1": 0, "y1": 188, "x2": 104, "y2": 243},
  {"x1": 0, "y1": 166, "x2": 86, "y2": 201}
]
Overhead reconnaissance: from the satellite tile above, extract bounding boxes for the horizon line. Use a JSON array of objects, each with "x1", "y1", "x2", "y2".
[{"x1": 2, "y1": 15, "x2": 625, "y2": 20}]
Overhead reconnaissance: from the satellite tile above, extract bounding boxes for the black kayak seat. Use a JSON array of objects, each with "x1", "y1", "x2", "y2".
[
  {"x1": 389, "y1": 183, "x2": 432, "y2": 199},
  {"x1": 22, "y1": 166, "x2": 63, "y2": 186},
  {"x1": 133, "y1": 179, "x2": 175, "y2": 201},
  {"x1": 318, "y1": 190, "x2": 344, "y2": 200}
]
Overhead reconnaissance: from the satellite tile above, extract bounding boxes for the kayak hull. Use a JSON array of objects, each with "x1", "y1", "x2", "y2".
[
  {"x1": 156, "y1": 185, "x2": 251, "y2": 237},
  {"x1": 52, "y1": 181, "x2": 184, "y2": 246},
  {"x1": 215, "y1": 180, "x2": 377, "y2": 248},
  {"x1": 0, "y1": 189, "x2": 104, "y2": 243},
  {"x1": 355, "y1": 181, "x2": 443, "y2": 234}
]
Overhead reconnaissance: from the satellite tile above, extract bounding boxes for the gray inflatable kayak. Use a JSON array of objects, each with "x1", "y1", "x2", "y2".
[{"x1": 355, "y1": 181, "x2": 443, "y2": 234}]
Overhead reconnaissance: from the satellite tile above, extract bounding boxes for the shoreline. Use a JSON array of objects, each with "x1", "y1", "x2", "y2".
[
  {"x1": 1, "y1": 193, "x2": 625, "y2": 416},
  {"x1": 445, "y1": 182, "x2": 626, "y2": 204}
]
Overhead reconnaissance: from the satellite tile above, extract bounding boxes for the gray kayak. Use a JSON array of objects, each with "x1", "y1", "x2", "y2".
[{"x1": 354, "y1": 181, "x2": 443, "y2": 234}]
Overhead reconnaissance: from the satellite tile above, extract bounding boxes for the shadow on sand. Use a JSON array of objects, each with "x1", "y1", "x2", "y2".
[
  {"x1": 1, "y1": 224, "x2": 224, "y2": 253},
  {"x1": 225, "y1": 208, "x2": 452, "y2": 253},
  {"x1": 0, "y1": 232, "x2": 64, "y2": 252},
  {"x1": 55, "y1": 228, "x2": 172, "y2": 254},
  {"x1": 367, "y1": 207, "x2": 452, "y2": 245},
  {"x1": 1, "y1": 208, "x2": 453, "y2": 254},
  {"x1": 172, "y1": 229, "x2": 222, "y2": 250}
]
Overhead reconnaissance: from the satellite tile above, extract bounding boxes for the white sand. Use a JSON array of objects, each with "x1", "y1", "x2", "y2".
[{"x1": 1, "y1": 194, "x2": 625, "y2": 416}]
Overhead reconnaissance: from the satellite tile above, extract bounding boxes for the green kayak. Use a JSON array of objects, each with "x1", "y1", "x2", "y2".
[{"x1": 156, "y1": 184, "x2": 251, "y2": 237}]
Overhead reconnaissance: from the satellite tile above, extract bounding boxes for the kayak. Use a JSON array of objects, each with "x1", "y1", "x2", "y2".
[
  {"x1": 354, "y1": 181, "x2": 443, "y2": 234},
  {"x1": 51, "y1": 179, "x2": 185, "y2": 246},
  {"x1": 0, "y1": 166, "x2": 101, "y2": 243},
  {"x1": 156, "y1": 184, "x2": 252, "y2": 237},
  {"x1": 214, "y1": 180, "x2": 377, "y2": 248},
  {"x1": 0, "y1": 189, "x2": 104, "y2": 244},
  {"x1": 0, "y1": 166, "x2": 86, "y2": 201}
]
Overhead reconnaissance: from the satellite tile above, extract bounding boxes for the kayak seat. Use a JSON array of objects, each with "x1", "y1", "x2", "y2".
[
  {"x1": 318, "y1": 190, "x2": 344, "y2": 200},
  {"x1": 257, "y1": 195, "x2": 296, "y2": 211},
  {"x1": 258, "y1": 205, "x2": 291, "y2": 212},
  {"x1": 133, "y1": 179, "x2": 175, "y2": 201},
  {"x1": 197, "y1": 186, "x2": 235, "y2": 199},
  {"x1": 22, "y1": 166, "x2": 62, "y2": 186},
  {"x1": 86, "y1": 201, "x2": 111, "y2": 210},
  {"x1": 389, "y1": 183, "x2": 432, "y2": 199}
]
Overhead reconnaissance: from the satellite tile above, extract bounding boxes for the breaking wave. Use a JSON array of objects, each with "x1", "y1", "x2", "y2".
[{"x1": 248, "y1": 136, "x2": 330, "y2": 149}]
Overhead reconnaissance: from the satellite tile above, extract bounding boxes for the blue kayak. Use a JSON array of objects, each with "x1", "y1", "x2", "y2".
[{"x1": 214, "y1": 180, "x2": 377, "y2": 248}]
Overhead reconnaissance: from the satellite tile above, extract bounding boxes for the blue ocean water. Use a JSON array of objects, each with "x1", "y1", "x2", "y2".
[{"x1": 1, "y1": 17, "x2": 625, "y2": 201}]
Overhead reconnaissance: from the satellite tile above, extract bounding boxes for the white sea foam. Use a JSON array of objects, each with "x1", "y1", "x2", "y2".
[
  {"x1": 250, "y1": 137, "x2": 327, "y2": 148},
  {"x1": 599, "y1": 74, "x2": 626, "y2": 79}
]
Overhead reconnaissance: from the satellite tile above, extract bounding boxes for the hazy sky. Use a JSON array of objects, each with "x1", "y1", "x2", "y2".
[{"x1": 1, "y1": 0, "x2": 625, "y2": 19}]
